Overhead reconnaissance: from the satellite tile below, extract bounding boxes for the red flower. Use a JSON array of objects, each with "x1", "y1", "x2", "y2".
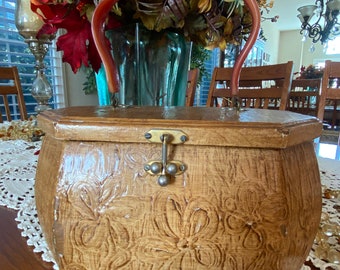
[
  {"x1": 297, "y1": 65, "x2": 324, "y2": 79},
  {"x1": 30, "y1": 0, "x2": 120, "y2": 73}
]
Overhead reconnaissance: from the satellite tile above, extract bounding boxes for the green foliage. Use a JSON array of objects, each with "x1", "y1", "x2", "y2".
[
  {"x1": 190, "y1": 43, "x2": 210, "y2": 85},
  {"x1": 82, "y1": 66, "x2": 97, "y2": 95}
]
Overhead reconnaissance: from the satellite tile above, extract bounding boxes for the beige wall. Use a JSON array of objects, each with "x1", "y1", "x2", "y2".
[
  {"x1": 262, "y1": 21, "x2": 340, "y2": 77},
  {"x1": 261, "y1": 20, "x2": 280, "y2": 64},
  {"x1": 277, "y1": 30, "x2": 304, "y2": 75},
  {"x1": 278, "y1": 30, "x2": 326, "y2": 76},
  {"x1": 64, "y1": 65, "x2": 98, "y2": 107}
]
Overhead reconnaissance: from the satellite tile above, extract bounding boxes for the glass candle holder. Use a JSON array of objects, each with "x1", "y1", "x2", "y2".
[{"x1": 15, "y1": 0, "x2": 55, "y2": 113}]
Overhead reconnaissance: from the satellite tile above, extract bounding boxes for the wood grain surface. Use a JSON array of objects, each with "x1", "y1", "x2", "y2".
[
  {"x1": 0, "y1": 206, "x2": 53, "y2": 270},
  {"x1": 37, "y1": 106, "x2": 323, "y2": 149}
]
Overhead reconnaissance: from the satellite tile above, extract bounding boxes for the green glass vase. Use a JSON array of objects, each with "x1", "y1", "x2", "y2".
[{"x1": 107, "y1": 23, "x2": 191, "y2": 106}]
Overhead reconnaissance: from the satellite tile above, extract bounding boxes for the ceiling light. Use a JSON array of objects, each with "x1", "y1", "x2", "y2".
[{"x1": 297, "y1": 0, "x2": 340, "y2": 44}]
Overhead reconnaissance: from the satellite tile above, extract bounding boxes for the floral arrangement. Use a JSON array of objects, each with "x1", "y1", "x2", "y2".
[
  {"x1": 30, "y1": 0, "x2": 274, "y2": 75},
  {"x1": 297, "y1": 65, "x2": 324, "y2": 79}
]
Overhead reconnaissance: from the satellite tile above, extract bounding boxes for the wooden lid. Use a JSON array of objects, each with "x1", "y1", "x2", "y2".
[{"x1": 37, "y1": 106, "x2": 322, "y2": 149}]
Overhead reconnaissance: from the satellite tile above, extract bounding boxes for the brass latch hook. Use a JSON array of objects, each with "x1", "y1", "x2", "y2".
[{"x1": 144, "y1": 129, "x2": 187, "y2": 186}]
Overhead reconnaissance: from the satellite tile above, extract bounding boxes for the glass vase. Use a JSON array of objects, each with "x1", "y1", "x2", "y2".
[
  {"x1": 107, "y1": 23, "x2": 191, "y2": 107},
  {"x1": 95, "y1": 65, "x2": 111, "y2": 106}
]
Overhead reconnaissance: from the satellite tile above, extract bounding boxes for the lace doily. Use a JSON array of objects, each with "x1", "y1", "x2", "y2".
[
  {"x1": 0, "y1": 139, "x2": 339, "y2": 270},
  {"x1": 0, "y1": 139, "x2": 57, "y2": 268}
]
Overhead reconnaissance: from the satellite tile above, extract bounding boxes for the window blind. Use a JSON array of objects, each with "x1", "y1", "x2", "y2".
[{"x1": 0, "y1": 0, "x2": 65, "y2": 121}]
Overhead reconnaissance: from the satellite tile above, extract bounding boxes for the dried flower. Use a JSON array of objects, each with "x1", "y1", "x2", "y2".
[
  {"x1": 30, "y1": 0, "x2": 274, "y2": 73},
  {"x1": 0, "y1": 116, "x2": 44, "y2": 141},
  {"x1": 298, "y1": 65, "x2": 324, "y2": 79}
]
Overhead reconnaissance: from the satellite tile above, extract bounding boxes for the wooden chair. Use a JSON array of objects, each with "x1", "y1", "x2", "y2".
[
  {"x1": 186, "y1": 68, "x2": 199, "y2": 106},
  {"x1": 0, "y1": 66, "x2": 27, "y2": 122},
  {"x1": 287, "y1": 78, "x2": 321, "y2": 116},
  {"x1": 206, "y1": 61, "x2": 294, "y2": 110},
  {"x1": 317, "y1": 60, "x2": 340, "y2": 144}
]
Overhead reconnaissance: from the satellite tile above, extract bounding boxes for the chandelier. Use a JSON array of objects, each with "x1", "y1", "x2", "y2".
[{"x1": 297, "y1": 0, "x2": 340, "y2": 44}]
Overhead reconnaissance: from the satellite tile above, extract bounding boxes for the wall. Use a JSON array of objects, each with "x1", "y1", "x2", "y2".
[
  {"x1": 261, "y1": 20, "x2": 280, "y2": 64},
  {"x1": 64, "y1": 65, "x2": 99, "y2": 107},
  {"x1": 277, "y1": 30, "x2": 304, "y2": 75},
  {"x1": 278, "y1": 30, "x2": 340, "y2": 77},
  {"x1": 278, "y1": 30, "x2": 324, "y2": 76},
  {"x1": 260, "y1": 20, "x2": 340, "y2": 77}
]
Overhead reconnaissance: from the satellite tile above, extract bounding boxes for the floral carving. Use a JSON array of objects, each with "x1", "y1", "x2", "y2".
[
  {"x1": 46, "y1": 142, "x2": 320, "y2": 269},
  {"x1": 223, "y1": 181, "x2": 289, "y2": 252},
  {"x1": 134, "y1": 192, "x2": 224, "y2": 268},
  {"x1": 61, "y1": 179, "x2": 133, "y2": 268}
]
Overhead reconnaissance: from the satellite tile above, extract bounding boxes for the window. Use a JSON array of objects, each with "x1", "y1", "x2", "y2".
[
  {"x1": 196, "y1": 48, "x2": 220, "y2": 106},
  {"x1": 326, "y1": 36, "x2": 340, "y2": 55},
  {"x1": 0, "y1": 0, "x2": 65, "y2": 121}
]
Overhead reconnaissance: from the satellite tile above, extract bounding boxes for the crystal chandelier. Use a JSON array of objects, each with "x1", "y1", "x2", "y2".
[{"x1": 297, "y1": 0, "x2": 340, "y2": 44}]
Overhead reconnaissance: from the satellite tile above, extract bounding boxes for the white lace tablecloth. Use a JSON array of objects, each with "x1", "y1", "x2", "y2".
[
  {"x1": 0, "y1": 139, "x2": 339, "y2": 270},
  {"x1": 0, "y1": 139, "x2": 57, "y2": 268}
]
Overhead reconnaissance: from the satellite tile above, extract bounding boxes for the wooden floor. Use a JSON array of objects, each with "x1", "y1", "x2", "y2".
[{"x1": 0, "y1": 206, "x2": 53, "y2": 270}]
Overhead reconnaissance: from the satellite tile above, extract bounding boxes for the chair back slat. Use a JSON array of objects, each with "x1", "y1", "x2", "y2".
[
  {"x1": 317, "y1": 60, "x2": 340, "y2": 144},
  {"x1": 0, "y1": 66, "x2": 27, "y2": 122},
  {"x1": 206, "y1": 61, "x2": 294, "y2": 110},
  {"x1": 186, "y1": 68, "x2": 199, "y2": 106},
  {"x1": 287, "y1": 78, "x2": 321, "y2": 116}
]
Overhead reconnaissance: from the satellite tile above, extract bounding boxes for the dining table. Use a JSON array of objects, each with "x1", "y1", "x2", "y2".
[{"x1": 0, "y1": 119, "x2": 339, "y2": 270}]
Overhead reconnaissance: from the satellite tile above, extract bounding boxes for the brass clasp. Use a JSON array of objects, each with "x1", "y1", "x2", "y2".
[{"x1": 144, "y1": 129, "x2": 187, "y2": 186}]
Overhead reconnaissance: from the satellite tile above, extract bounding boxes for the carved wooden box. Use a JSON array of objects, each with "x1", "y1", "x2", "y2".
[{"x1": 36, "y1": 106, "x2": 323, "y2": 269}]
